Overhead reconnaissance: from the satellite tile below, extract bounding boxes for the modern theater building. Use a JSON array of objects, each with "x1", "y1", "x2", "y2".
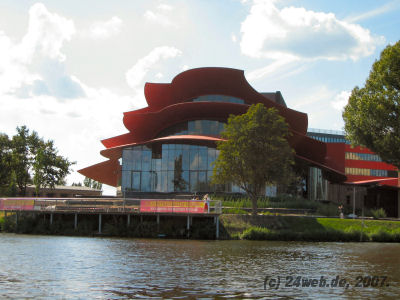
[{"x1": 79, "y1": 67, "x2": 399, "y2": 216}]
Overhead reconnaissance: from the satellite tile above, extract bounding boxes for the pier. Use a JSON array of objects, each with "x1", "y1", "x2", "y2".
[{"x1": 0, "y1": 198, "x2": 222, "y2": 239}]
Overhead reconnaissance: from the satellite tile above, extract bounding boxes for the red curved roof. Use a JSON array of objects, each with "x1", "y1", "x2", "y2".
[{"x1": 78, "y1": 67, "x2": 346, "y2": 187}]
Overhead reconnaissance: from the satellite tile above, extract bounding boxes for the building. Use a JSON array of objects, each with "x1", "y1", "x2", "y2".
[
  {"x1": 25, "y1": 184, "x2": 102, "y2": 198},
  {"x1": 78, "y1": 67, "x2": 345, "y2": 197},
  {"x1": 307, "y1": 128, "x2": 399, "y2": 217}
]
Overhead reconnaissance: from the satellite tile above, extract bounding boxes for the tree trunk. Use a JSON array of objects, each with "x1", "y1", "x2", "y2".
[{"x1": 251, "y1": 194, "x2": 258, "y2": 216}]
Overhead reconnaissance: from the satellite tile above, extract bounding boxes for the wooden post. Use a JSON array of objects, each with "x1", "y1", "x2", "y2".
[
  {"x1": 74, "y1": 213, "x2": 78, "y2": 230},
  {"x1": 127, "y1": 214, "x2": 131, "y2": 226},
  {"x1": 353, "y1": 186, "x2": 356, "y2": 218},
  {"x1": 15, "y1": 211, "x2": 18, "y2": 227},
  {"x1": 187, "y1": 215, "x2": 190, "y2": 238},
  {"x1": 50, "y1": 213, "x2": 53, "y2": 225},
  {"x1": 156, "y1": 214, "x2": 160, "y2": 224},
  {"x1": 98, "y1": 214, "x2": 102, "y2": 234},
  {"x1": 216, "y1": 216, "x2": 219, "y2": 239}
]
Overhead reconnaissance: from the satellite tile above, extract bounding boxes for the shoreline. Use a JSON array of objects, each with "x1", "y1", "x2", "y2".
[{"x1": 1, "y1": 212, "x2": 400, "y2": 242}]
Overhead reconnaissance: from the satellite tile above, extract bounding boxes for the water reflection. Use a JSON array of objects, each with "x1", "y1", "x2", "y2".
[{"x1": 0, "y1": 234, "x2": 398, "y2": 299}]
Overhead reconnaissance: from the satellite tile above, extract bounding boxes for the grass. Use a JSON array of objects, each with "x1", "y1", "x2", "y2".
[
  {"x1": 213, "y1": 195, "x2": 320, "y2": 210},
  {"x1": 220, "y1": 215, "x2": 400, "y2": 242}
]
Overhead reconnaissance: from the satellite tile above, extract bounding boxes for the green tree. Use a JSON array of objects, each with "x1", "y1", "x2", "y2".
[
  {"x1": 33, "y1": 140, "x2": 73, "y2": 196},
  {"x1": 83, "y1": 177, "x2": 103, "y2": 190},
  {"x1": 0, "y1": 134, "x2": 12, "y2": 195},
  {"x1": 0, "y1": 126, "x2": 74, "y2": 196},
  {"x1": 343, "y1": 41, "x2": 400, "y2": 168},
  {"x1": 212, "y1": 104, "x2": 294, "y2": 215}
]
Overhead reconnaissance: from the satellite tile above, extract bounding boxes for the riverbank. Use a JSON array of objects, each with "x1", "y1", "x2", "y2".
[
  {"x1": 2, "y1": 211, "x2": 400, "y2": 242},
  {"x1": 221, "y1": 214, "x2": 400, "y2": 242}
]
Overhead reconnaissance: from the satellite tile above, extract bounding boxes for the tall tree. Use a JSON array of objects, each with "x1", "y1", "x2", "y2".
[
  {"x1": 83, "y1": 177, "x2": 103, "y2": 190},
  {"x1": 343, "y1": 41, "x2": 400, "y2": 168},
  {"x1": 0, "y1": 126, "x2": 74, "y2": 196},
  {"x1": 0, "y1": 134, "x2": 12, "y2": 195},
  {"x1": 212, "y1": 104, "x2": 294, "y2": 215},
  {"x1": 33, "y1": 140, "x2": 73, "y2": 196}
]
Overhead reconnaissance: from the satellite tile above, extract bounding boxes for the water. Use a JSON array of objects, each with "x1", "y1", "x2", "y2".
[{"x1": 0, "y1": 233, "x2": 399, "y2": 299}]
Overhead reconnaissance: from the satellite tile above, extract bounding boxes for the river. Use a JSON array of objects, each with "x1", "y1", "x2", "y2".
[{"x1": 0, "y1": 233, "x2": 398, "y2": 299}]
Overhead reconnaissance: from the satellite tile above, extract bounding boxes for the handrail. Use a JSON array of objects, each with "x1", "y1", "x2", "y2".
[{"x1": 0, "y1": 198, "x2": 222, "y2": 214}]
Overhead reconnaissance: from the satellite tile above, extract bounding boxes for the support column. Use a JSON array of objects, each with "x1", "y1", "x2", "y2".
[
  {"x1": 127, "y1": 214, "x2": 131, "y2": 226},
  {"x1": 140, "y1": 215, "x2": 143, "y2": 223},
  {"x1": 15, "y1": 211, "x2": 18, "y2": 227},
  {"x1": 186, "y1": 215, "x2": 190, "y2": 238},
  {"x1": 398, "y1": 190, "x2": 400, "y2": 219},
  {"x1": 98, "y1": 214, "x2": 102, "y2": 234},
  {"x1": 216, "y1": 215, "x2": 220, "y2": 239},
  {"x1": 50, "y1": 213, "x2": 53, "y2": 225},
  {"x1": 353, "y1": 186, "x2": 356, "y2": 218},
  {"x1": 156, "y1": 214, "x2": 160, "y2": 225},
  {"x1": 74, "y1": 213, "x2": 78, "y2": 230}
]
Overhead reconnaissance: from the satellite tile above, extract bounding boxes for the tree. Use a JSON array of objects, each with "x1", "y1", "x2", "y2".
[
  {"x1": 343, "y1": 41, "x2": 400, "y2": 169},
  {"x1": 33, "y1": 140, "x2": 73, "y2": 196},
  {"x1": 83, "y1": 177, "x2": 103, "y2": 190},
  {"x1": 212, "y1": 103, "x2": 294, "y2": 215},
  {"x1": 0, "y1": 126, "x2": 74, "y2": 196},
  {"x1": 0, "y1": 134, "x2": 12, "y2": 194}
]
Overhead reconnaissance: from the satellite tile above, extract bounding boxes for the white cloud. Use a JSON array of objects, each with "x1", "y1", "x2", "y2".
[
  {"x1": 157, "y1": 4, "x2": 173, "y2": 12},
  {"x1": 89, "y1": 16, "x2": 122, "y2": 39},
  {"x1": 126, "y1": 46, "x2": 182, "y2": 92},
  {"x1": 0, "y1": 3, "x2": 83, "y2": 98},
  {"x1": 240, "y1": 0, "x2": 384, "y2": 61},
  {"x1": 245, "y1": 55, "x2": 299, "y2": 81},
  {"x1": 231, "y1": 33, "x2": 238, "y2": 43},
  {"x1": 331, "y1": 90, "x2": 351, "y2": 111},
  {"x1": 144, "y1": 3, "x2": 176, "y2": 27},
  {"x1": 345, "y1": 1, "x2": 400, "y2": 23}
]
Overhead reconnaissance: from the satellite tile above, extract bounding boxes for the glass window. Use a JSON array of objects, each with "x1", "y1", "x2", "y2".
[
  {"x1": 132, "y1": 172, "x2": 141, "y2": 191},
  {"x1": 199, "y1": 149, "x2": 208, "y2": 170},
  {"x1": 198, "y1": 171, "x2": 207, "y2": 191},
  {"x1": 141, "y1": 172, "x2": 151, "y2": 192},
  {"x1": 141, "y1": 150, "x2": 151, "y2": 171},
  {"x1": 121, "y1": 170, "x2": 131, "y2": 191},
  {"x1": 167, "y1": 170, "x2": 174, "y2": 192},
  {"x1": 190, "y1": 171, "x2": 198, "y2": 192},
  {"x1": 190, "y1": 148, "x2": 199, "y2": 170}
]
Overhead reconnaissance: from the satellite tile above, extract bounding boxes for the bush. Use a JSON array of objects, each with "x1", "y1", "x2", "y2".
[
  {"x1": 222, "y1": 208, "x2": 248, "y2": 214},
  {"x1": 240, "y1": 226, "x2": 271, "y2": 240},
  {"x1": 370, "y1": 208, "x2": 387, "y2": 219},
  {"x1": 316, "y1": 203, "x2": 340, "y2": 217}
]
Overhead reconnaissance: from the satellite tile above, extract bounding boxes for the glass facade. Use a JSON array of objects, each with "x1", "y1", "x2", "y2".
[
  {"x1": 156, "y1": 120, "x2": 226, "y2": 138},
  {"x1": 308, "y1": 167, "x2": 328, "y2": 201},
  {"x1": 192, "y1": 94, "x2": 245, "y2": 104},
  {"x1": 307, "y1": 133, "x2": 348, "y2": 143},
  {"x1": 345, "y1": 152, "x2": 382, "y2": 162},
  {"x1": 121, "y1": 144, "x2": 244, "y2": 193},
  {"x1": 345, "y1": 167, "x2": 398, "y2": 178}
]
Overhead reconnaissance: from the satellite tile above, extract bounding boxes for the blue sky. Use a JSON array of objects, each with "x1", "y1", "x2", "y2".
[{"x1": 0, "y1": 0, "x2": 399, "y2": 194}]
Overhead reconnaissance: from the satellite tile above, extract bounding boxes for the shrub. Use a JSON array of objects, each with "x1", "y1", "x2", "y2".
[
  {"x1": 370, "y1": 208, "x2": 387, "y2": 219},
  {"x1": 240, "y1": 226, "x2": 271, "y2": 240}
]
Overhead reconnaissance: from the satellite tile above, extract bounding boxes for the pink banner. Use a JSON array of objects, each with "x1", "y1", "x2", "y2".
[
  {"x1": 0, "y1": 198, "x2": 35, "y2": 210},
  {"x1": 140, "y1": 199, "x2": 206, "y2": 213}
]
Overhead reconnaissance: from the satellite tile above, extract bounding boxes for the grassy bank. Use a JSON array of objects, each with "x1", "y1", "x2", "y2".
[{"x1": 220, "y1": 215, "x2": 400, "y2": 242}]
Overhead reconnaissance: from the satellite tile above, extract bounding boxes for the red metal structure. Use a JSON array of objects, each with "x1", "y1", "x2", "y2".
[{"x1": 79, "y1": 67, "x2": 346, "y2": 188}]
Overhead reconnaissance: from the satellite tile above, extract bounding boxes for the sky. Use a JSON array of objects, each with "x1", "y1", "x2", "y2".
[{"x1": 0, "y1": 0, "x2": 399, "y2": 195}]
